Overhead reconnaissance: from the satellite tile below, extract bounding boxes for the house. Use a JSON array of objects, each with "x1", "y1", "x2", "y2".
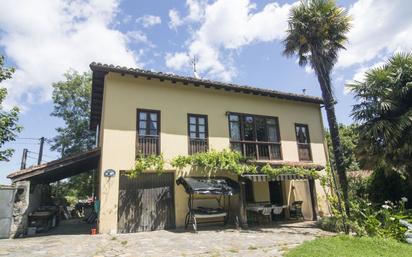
[
  {"x1": 7, "y1": 62, "x2": 330, "y2": 235},
  {"x1": 89, "y1": 63, "x2": 329, "y2": 234}
]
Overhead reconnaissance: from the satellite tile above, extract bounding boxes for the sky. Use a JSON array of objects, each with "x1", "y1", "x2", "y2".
[{"x1": 1, "y1": 0, "x2": 412, "y2": 184}]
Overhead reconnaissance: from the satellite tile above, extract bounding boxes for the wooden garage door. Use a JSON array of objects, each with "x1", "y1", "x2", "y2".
[{"x1": 118, "y1": 173, "x2": 175, "y2": 233}]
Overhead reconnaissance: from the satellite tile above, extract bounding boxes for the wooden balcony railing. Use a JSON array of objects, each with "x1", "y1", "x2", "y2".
[
  {"x1": 297, "y1": 143, "x2": 312, "y2": 161},
  {"x1": 230, "y1": 141, "x2": 282, "y2": 160},
  {"x1": 189, "y1": 138, "x2": 208, "y2": 155},
  {"x1": 137, "y1": 136, "x2": 159, "y2": 156}
]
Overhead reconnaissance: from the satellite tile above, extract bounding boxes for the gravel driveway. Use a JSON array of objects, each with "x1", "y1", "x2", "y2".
[{"x1": 0, "y1": 221, "x2": 333, "y2": 257}]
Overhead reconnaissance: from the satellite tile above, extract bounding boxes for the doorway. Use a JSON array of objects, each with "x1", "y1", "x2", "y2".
[{"x1": 269, "y1": 181, "x2": 284, "y2": 220}]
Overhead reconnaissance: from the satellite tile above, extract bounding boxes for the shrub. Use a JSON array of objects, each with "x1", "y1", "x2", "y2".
[
  {"x1": 320, "y1": 167, "x2": 411, "y2": 241},
  {"x1": 316, "y1": 216, "x2": 345, "y2": 232},
  {"x1": 348, "y1": 198, "x2": 409, "y2": 241},
  {"x1": 368, "y1": 167, "x2": 412, "y2": 208}
]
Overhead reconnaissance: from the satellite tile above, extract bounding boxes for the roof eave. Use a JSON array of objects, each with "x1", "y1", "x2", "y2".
[
  {"x1": 89, "y1": 62, "x2": 324, "y2": 130},
  {"x1": 89, "y1": 63, "x2": 324, "y2": 104}
]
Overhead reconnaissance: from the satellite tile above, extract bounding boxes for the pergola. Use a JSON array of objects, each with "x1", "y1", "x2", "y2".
[{"x1": 236, "y1": 161, "x2": 324, "y2": 227}]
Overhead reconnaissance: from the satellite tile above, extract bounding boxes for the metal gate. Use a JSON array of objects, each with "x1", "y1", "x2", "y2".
[
  {"x1": 118, "y1": 173, "x2": 175, "y2": 233},
  {"x1": 0, "y1": 187, "x2": 16, "y2": 239}
]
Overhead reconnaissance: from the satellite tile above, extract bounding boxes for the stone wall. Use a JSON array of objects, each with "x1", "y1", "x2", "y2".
[{"x1": 9, "y1": 181, "x2": 43, "y2": 238}]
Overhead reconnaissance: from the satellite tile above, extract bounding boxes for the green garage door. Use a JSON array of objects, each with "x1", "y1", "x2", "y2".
[{"x1": 118, "y1": 173, "x2": 175, "y2": 233}]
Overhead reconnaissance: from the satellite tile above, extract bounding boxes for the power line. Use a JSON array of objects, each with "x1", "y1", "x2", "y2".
[
  {"x1": 7, "y1": 142, "x2": 39, "y2": 145},
  {"x1": 42, "y1": 153, "x2": 58, "y2": 159},
  {"x1": 15, "y1": 137, "x2": 41, "y2": 140}
]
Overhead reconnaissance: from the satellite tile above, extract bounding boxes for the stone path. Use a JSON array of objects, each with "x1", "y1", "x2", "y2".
[{"x1": 0, "y1": 221, "x2": 334, "y2": 257}]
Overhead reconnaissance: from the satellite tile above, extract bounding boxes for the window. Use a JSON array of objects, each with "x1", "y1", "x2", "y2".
[
  {"x1": 228, "y1": 113, "x2": 282, "y2": 160},
  {"x1": 295, "y1": 124, "x2": 312, "y2": 161},
  {"x1": 188, "y1": 114, "x2": 208, "y2": 154},
  {"x1": 136, "y1": 109, "x2": 160, "y2": 156}
]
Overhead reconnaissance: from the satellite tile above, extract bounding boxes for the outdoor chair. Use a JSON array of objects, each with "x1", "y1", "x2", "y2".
[{"x1": 289, "y1": 201, "x2": 304, "y2": 219}]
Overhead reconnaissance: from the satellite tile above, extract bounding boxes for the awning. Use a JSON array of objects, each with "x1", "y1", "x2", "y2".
[
  {"x1": 176, "y1": 177, "x2": 240, "y2": 195},
  {"x1": 7, "y1": 148, "x2": 100, "y2": 183},
  {"x1": 241, "y1": 174, "x2": 311, "y2": 182}
]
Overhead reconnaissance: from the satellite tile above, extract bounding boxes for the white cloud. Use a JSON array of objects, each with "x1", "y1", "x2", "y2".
[
  {"x1": 122, "y1": 14, "x2": 132, "y2": 24},
  {"x1": 168, "y1": 9, "x2": 183, "y2": 30},
  {"x1": 305, "y1": 66, "x2": 314, "y2": 75},
  {"x1": 165, "y1": 52, "x2": 190, "y2": 71},
  {"x1": 126, "y1": 30, "x2": 154, "y2": 47},
  {"x1": 343, "y1": 61, "x2": 386, "y2": 94},
  {"x1": 136, "y1": 15, "x2": 161, "y2": 28},
  {"x1": 338, "y1": 0, "x2": 412, "y2": 68},
  {"x1": 0, "y1": 0, "x2": 139, "y2": 109},
  {"x1": 168, "y1": 1, "x2": 207, "y2": 30},
  {"x1": 166, "y1": 0, "x2": 295, "y2": 81},
  {"x1": 186, "y1": 0, "x2": 208, "y2": 22}
]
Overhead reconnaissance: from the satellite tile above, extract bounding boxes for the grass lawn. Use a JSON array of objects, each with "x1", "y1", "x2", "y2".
[{"x1": 285, "y1": 235, "x2": 412, "y2": 257}]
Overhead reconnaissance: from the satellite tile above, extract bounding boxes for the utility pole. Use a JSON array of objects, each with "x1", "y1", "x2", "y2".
[
  {"x1": 20, "y1": 148, "x2": 28, "y2": 170},
  {"x1": 37, "y1": 137, "x2": 45, "y2": 165}
]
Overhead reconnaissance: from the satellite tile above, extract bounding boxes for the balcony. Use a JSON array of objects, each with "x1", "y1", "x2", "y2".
[
  {"x1": 137, "y1": 136, "x2": 159, "y2": 156},
  {"x1": 230, "y1": 141, "x2": 282, "y2": 160},
  {"x1": 297, "y1": 143, "x2": 312, "y2": 161},
  {"x1": 189, "y1": 138, "x2": 208, "y2": 155}
]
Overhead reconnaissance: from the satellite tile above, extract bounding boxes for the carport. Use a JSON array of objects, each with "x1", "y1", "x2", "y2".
[
  {"x1": 6, "y1": 148, "x2": 100, "y2": 237},
  {"x1": 8, "y1": 148, "x2": 100, "y2": 184}
]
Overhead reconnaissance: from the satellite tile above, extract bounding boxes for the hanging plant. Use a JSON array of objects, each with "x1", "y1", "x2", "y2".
[
  {"x1": 260, "y1": 163, "x2": 319, "y2": 179},
  {"x1": 129, "y1": 154, "x2": 165, "y2": 178},
  {"x1": 171, "y1": 149, "x2": 257, "y2": 175}
]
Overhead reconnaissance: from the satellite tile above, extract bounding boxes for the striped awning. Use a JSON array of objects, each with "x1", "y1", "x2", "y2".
[{"x1": 241, "y1": 174, "x2": 310, "y2": 182}]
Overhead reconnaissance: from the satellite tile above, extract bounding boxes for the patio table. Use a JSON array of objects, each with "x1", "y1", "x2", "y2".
[
  {"x1": 246, "y1": 204, "x2": 287, "y2": 214},
  {"x1": 246, "y1": 204, "x2": 287, "y2": 224}
]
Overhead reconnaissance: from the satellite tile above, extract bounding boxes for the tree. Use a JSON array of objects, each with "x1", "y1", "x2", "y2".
[
  {"x1": 50, "y1": 71, "x2": 96, "y2": 200},
  {"x1": 325, "y1": 124, "x2": 360, "y2": 172},
  {"x1": 50, "y1": 71, "x2": 95, "y2": 156},
  {"x1": 350, "y1": 53, "x2": 412, "y2": 179},
  {"x1": 0, "y1": 55, "x2": 22, "y2": 161},
  {"x1": 283, "y1": 0, "x2": 351, "y2": 215}
]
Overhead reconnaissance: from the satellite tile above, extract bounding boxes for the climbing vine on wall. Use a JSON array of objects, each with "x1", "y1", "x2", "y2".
[
  {"x1": 170, "y1": 149, "x2": 257, "y2": 174},
  {"x1": 129, "y1": 149, "x2": 319, "y2": 178},
  {"x1": 129, "y1": 154, "x2": 165, "y2": 178}
]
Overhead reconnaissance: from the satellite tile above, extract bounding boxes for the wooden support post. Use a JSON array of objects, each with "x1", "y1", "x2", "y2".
[
  {"x1": 238, "y1": 176, "x2": 248, "y2": 228},
  {"x1": 308, "y1": 178, "x2": 318, "y2": 221}
]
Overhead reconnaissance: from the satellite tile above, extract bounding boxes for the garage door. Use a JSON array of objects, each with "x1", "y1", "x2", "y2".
[{"x1": 118, "y1": 173, "x2": 175, "y2": 233}]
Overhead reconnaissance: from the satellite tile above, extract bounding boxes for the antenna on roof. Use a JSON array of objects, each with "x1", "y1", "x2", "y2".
[{"x1": 187, "y1": 54, "x2": 200, "y2": 79}]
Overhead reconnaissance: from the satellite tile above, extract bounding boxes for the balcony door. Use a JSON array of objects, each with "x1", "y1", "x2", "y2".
[{"x1": 136, "y1": 109, "x2": 160, "y2": 156}]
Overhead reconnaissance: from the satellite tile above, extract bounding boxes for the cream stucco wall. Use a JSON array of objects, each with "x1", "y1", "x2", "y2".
[
  {"x1": 252, "y1": 182, "x2": 270, "y2": 203},
  {"x1": 283, "y1": 180, "x2": 314, "y2": 220},
  {"x1": 98, "y1": 73, "x2": 328, "y2": 233}
]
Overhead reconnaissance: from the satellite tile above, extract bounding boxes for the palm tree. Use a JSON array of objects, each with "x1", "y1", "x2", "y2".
[
  {"x1": 283, "y1": 0, "x2": 351, "y2": 216},
  {"x1": 350, "y1": 53, "x2": 412, "y2": 181}
]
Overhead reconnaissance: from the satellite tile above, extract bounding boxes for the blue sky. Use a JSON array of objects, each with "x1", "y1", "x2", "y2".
[{"x1": 1, "y1": 0, "x2": 411, "y2": 184}]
